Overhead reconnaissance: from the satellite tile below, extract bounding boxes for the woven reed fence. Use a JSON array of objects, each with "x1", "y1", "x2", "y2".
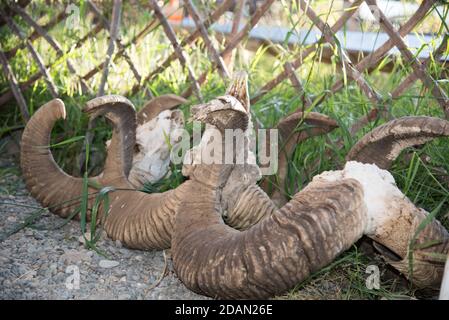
[{"x1": 0, "y1": 0, "x2": 448, "y2": 136}]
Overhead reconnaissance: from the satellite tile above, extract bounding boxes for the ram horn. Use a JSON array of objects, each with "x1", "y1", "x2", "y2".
[
  {"x1": 136, "y1": 94, "x2": 187, "y2": 125},
  {"x1": 83, "y1": 95, "x2": 186, "y2": 249},
  {"x1": 346, "y1": 116, "x2": 449, "y2": 169},
  {"x1": 170, "y1": 74, "x2": 368, "y2": 298},
  {"x1": 21, "y1": 99, "x2": 88, "y2": 217},
  {"x1": 21, "y1": 95, "x2": 137, "y2": 218},
  {"x1": 260, "y1": 111, "x2": 338, "y2": 207},
  {"x1": 173, "y1": 152, "x2": 369, "y2": 298},
  {"x1": 346, "y1": 116, "x2": 449, "y2": 288}
]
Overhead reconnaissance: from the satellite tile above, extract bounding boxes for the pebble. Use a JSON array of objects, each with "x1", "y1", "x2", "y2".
[{"x1": 99, "y1": 259, "x2": 120, "y2": 269}]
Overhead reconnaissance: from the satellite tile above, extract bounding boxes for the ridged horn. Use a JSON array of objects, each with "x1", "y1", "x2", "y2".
[
  {"x1": 84, "y1": 95, "x2": 136, "y2": 183},
  {"x1": 20, "y1": 99, "x2": 87, "y2": 217},
  {"x1": 172, "y1": 173, "x2": 367, "y2": 299},
  {"x1": 346, "y1": 116, "x2": 449, "y2": 169},
  {"x1": 136, "y1": 94, "x2": 187, "y2": 125},
  {"x1": 261, "y1": 111, "x2": 338, "y2": 206}
]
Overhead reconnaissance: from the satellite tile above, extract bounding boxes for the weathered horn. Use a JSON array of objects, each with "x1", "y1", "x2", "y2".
[
  {"x1": 136, "y1": 94, "x2": 187, "y2": 125},
  {"x1": 172, "y1": 168, "x2": 367, "y2": 299},
  {"x1": 261, "y1": 111, "x2": 338, "y2": 207},
  {"x1": 20, "y1": 99, "x2": 87, "y2": 217},
  {"x1": 346, "y1": 116, "x2": 449, "y2": 288},
  {"x1": 84, "y1": 95, "x2": 137, "y2": 183},
  {"x1": 346, "y1": 116, "x2": 449, "y2": 169},
  {"x1": 20, "y1": 95, "x2": 137, "y2": 218}
]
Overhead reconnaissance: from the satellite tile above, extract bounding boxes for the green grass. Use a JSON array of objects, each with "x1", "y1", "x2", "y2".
[{"x1": 1, "y1": 0, "x2": 449, "y2": 299}]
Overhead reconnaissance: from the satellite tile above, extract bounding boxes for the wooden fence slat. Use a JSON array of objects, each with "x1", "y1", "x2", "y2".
[
  {"x1": 0, "y1": 7, "x2": 59, "y2": 98},
  {"x1": 0, "y1": 23, "x2": 104, "y2": 107},
  {"x1": 330, "y1": 0, "x2": 436, "y2": 95},
  {"x1": 392, "y1": 34, "x2": 449, "y2": 99},
  {"x1": 86, "y1": 0, "x2": 152, "y2": 97},
  {"x1": 127, "y1": 0, "x2": 234, "y2": 97},
  {"x1": 80, "y1": 21, "x2": 156, "y2": 83},
  {"x1": 223, "y1": 0, "x2": 245, "y2": 70},
  {"x1": 10, "y1": 4, "x2": 91, "y2": 95},
  {"x1": 150, "y1": 0, "x2": 203, "y2": 100},
  {"x1": 96, "y1": 0, "x2": 122, "y2": 97},
  {"x1": 298, "y1": 0, "x2": 382, "y2": 106},
  {"x1": 4, "y1": 9, "x2": 68, "y2": 60},
  {"x1": 251, "y1": 0, "x2": 364, "y2": 104},
  {"x1": 365, "y1": 0, "x2": 449, "y2": 117},
  {"x1": 184, "y1": 0, "x2": 229, "y2": 79},
  {"x1": 0, "y1": 0, "x2": 31, "y2": 27},
  {"x1": 284, "y1": 62, "x2": 312, "y2": 110},
  {"x1": 0, "y1": 50, "x2": 29, "y2": 122},
  {"x1": 183, "y1": 0, "x2": 276, "y2": 98}
]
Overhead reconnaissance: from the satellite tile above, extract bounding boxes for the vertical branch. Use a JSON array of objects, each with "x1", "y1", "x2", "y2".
[
  {"x1": 184, "y1": 0, "x2": 229, "y2": 79},
  {"x1": 80, "y1": 0, "x2": 122, "y2": 173},
  {"x1": 223, "y1": 0, "x2": 245, "y2": 72},
  {"x1": 0, "y1": 50, "x2": 29, "y2": 122},
  {"x1": 150, "y1": 0, "x2": 203, "y2": 100},
  {"x1": 0, "y1": 7, "x2": 58, "y2": 98},
  {"x1": 98, "y1": 0, "x2": 122, "y2": 96},
  {"x1": 87, "y1": 0, "x2": 151, "y2": 97},
  {"x1": 10, "y1": 4, "x2": 91, "y2": 94},
  {"x1": 127, "y1": 0, "x2": 234, "y2": 96}
]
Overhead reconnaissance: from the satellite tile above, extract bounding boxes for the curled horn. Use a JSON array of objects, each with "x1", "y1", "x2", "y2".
[
  {"x1": 21, "y1": 95, "x2": 137, "y2": 219},
  {"x1": 346, "y1": 116, "x2": 449, "y2": 169},
  {"x1": 171, "y1": 72, "x2": 368, "y2": 299},
  {"x1": 21, "y1": 99, "x2": 87, "y2": 217},
  {"x1": 172, "y1": 176, "x2": 367, "y2": 299},
  {"x1": 261, "y1": 111, "x2": 338, "y2": 206},
  {"x1": 347, "y1": 116, "x2": 449, "y2": 288},
  {"x1": 84, "y1": 95, "x2": 137, "y2": 183},
  {"x1": 136, "y1": 94, "x2": 187, "y2": 125}
]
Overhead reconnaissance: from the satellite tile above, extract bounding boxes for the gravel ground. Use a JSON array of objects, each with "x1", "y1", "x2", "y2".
[{"x1": 0, "y1": 157, "x2": 207, "y2": 300}]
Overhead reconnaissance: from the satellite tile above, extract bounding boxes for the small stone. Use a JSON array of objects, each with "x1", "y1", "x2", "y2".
[
  {"x1": 6, "y1": 216, "x2": 17, "y2": 223},
  {"x1": 99, "y1": 259, "x2": 119, "y2": 269},
  {"x1": 78, "y1": 232, "x2": 92, "y2": 245},
  {"x1": 114, "y1": 240, "x2": 122, "y2": 248},
  {"x1": 118, "y1": 294, "x2": 131, "y2": 300},
  {"x1": 119, "y1": 276, "x2": 127, "y2": 282}
]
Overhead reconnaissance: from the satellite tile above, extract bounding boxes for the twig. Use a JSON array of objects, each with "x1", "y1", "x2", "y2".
[
  {"x1": 98, "y1": 0, "x2": 122, "y2": 96},
  {"x1": 0, "y1": 7, "x2": 58, "y2": 98},
  {"x1": 10, "y1": 3, "x2": 91, "y2": 94},
  {"x1": 150, "y1": 0, "x2": 203, "y2": 100},
  {"x1": 0, "y1": 49, "x2": 30, "y2": 122},
  {"x1": 144, "y1": 250, "x2": 168, "y2": 294},
  {"x1": 127, "y1": 0, "x2": 234, "y2": 96}
]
